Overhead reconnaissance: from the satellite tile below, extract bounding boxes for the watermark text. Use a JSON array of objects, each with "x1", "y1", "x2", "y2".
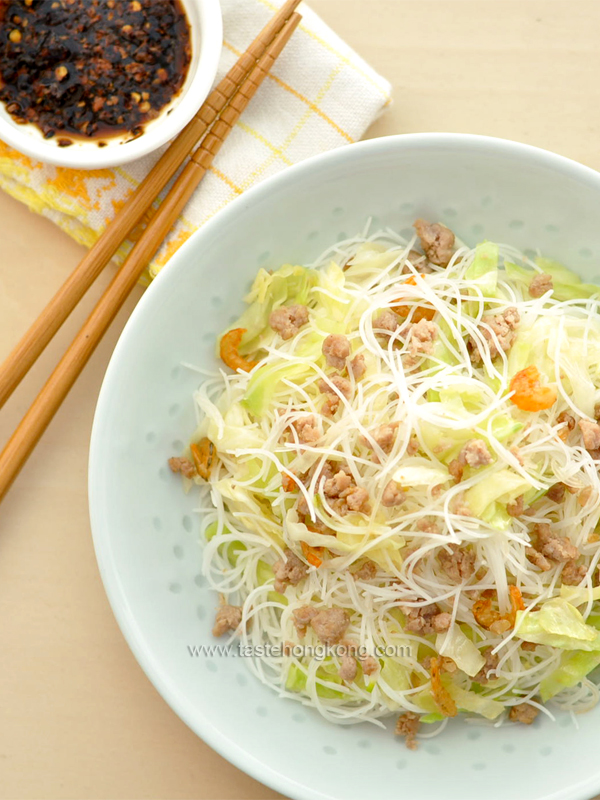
[{"x1": 187, "y1": 643, "x2": 412, "y2": 659}]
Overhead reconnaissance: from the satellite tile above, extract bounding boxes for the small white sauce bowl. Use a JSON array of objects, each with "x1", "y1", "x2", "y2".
[{"x1": 0, "y1": 0, "x2": 222, "y2": 169}]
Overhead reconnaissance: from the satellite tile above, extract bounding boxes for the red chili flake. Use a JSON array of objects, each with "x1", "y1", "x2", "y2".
[{"x1": 0, "y1": 0, "x2": 191, "y2": 145}]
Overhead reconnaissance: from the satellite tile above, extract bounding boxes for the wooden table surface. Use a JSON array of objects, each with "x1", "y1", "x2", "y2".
[{"x1": 2, "y1": 1, "x2": 600, "y2": 798}]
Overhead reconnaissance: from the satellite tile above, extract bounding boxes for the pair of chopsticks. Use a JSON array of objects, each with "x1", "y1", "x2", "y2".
[{"x1": 0, "y1": 1, "x2": 302, "y2": 503}]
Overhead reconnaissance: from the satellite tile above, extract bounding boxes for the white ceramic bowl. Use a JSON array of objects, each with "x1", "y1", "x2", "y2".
[
  {"x1": 0, "y1": 0, "x2": 222, "y2": 169},
  {"x1": 89, "y1": 134, "x2": 600, "y2": 800}
]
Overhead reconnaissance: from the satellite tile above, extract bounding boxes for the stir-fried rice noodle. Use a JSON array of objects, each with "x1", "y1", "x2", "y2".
[{"x1": 177, "y1": 221, "x2": 600, "y2": 739}]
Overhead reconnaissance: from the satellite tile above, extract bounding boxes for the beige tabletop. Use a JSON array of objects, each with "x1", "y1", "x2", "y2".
[{"x1": 1, "y1": 1, "x2": 600, "y2": 798}]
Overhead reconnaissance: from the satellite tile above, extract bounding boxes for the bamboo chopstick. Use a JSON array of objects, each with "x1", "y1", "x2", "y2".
[
  {"x1": 0, "y1": 13, "x2": 301, "y2": 504},
  {"x1": 0, "y1": 0, "x2": 302, "y2": 412}
]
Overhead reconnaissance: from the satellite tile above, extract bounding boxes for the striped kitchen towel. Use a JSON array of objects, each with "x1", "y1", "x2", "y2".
[{"x1": 0, "y1": 0, "x2": 391, "y2": 281}]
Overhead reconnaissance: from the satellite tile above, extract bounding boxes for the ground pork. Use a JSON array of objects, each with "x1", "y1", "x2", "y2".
[
  {"x1": 408, "y1": 318, "x2": 437, "y2": 358},
  {"x1": 507, "y1": 494, "x2": 525, "y2": 517},
  {"x1": 273, "y1": 548, "x2": 308, "y2": 593},
  {"x1": 269, "y1": 304, "x2": 309, "y2": 339},
  {"x1": 324, "y1": 470, "x2": 353, "y2": 497},
  {"x1": 454, "y1": 503, "x2": 473, "y2": 517},
  {"x1": 362, "y1": 422, "x2": 399, "y2": 454},
  {"x1": 319, "y1": 374, "x2": 352, "y2": 417},
  {"x1": 417, "y1": 518, "x2": 440, "y2": 533},
  {"x1": 322, "y1": 334, "x2": 350, "y2": 370},
  {"x1": 438, "y1": 544, "x2": 475, "y2": 583},
  {"x1": 521, "y1": 641, "x2": 537, "y2": 652},
  {"x1": 361, "y1": 655, "x2": 380, "y2": 675},
  {"x1": 324, "y1": 469, "x2": 371, "y2": 516},
  {"x1": 535, "y1": 522, "x2": 578, "y2": 563},
  {"x1": 395, "y1": 711, "x2": 420, "y2": 750},
  {"x1": 307, "y1": 460, "x2": 336, "y2": 486},
  {"x1": 292, "y1": 606, "x2": 317, "y2": 638},
  {"x1": 297, "y1": 494, "x2": 310, "y2": 517},
  {"x1": 352, "y1": 560, "x2": 377, "y2": 581},
  {"x1": 346, "y1": 487, "x2": 370, "y2": 512},
  {"x1": 381, "y1": 480, "x2": 406, "y2": 507},
  {"x1": 413, "y1": 219, "x2": 455, "y2": 267},
  {"x1": 318, "y1": 375, "x2": 352, "y2": 400},
  {"x1": 339, "y1": 652, "x2": 358, "y2": 682},
  {"x1": 448, "y1": 458, "x2": 464, "y2": 483},
  {"x1": 561, "y1": 560, "x2": 587, "y2": 585},
  {"x1": 509, "y1": 703, "x2": 539, "y2": 724},
  {"x1": 408, "y1": 436, "x2": 420, "y2": 455},
  {"x1": 402, "y1": 602, "x2": 452, "y2": 634},
  {"x1": 578, "y1": 487, "x2": 594, "y2": 507},
  {"x1": 458, "y1": 439, "x2": 493, "y2": 468},
  {"x1": 212, "y1": 604, "x2": 243, "y2": 637},
  {"x1": 305, "y1": 515, "x2": 334, "y2": 535},
  {"x1": 310, "y1": 607, "x2": 350, "y2": 645},
  {"x1": 322, "y1": 394, "x2": 340, "y2": 417},
  {"x1": 534, "y1": 522, "x2": 555, "y2": 541},
  {"x1": 528, "y1": 273, "x2": 553, "y2": 298},
  {"x1": 439, "y1": 656, "x2": 458, "y2": 674},
  {"x1": 373, "y1": 310, "x2": 400, "y2": 332},
  {"x1": 526, "y1": 547, "x2": 552, "y2": 572},
  {"x1": 404, "y1": 248, "x2": 431, "y2": 273},
  {"x1": 470, "y1": 307, "x2": 520, "y2": 362},
  {"x1": 168, "y1": 456, "x2": 196, "y2": 479},
  {"x1": 556, "y1": 411, "x2": 576, "y2": 441},
  {"x1": 580, "y1": 419, "x2": 600, "y2": 456},
  {"x1": 348, "y1": 353, "x2": 367, "y2": 380},
  {"x1": 450, "y1": 495, "x2": 473, "y2": 517},
  {"x1": 293, "y1": 415, "x2": 321, "y2": 444},
  {"x1": 474, "y1": 648, "x2": 499, "y2": 684},
  {"x1": 547, "y1": 482, "x2": 566, "y2": 503}
]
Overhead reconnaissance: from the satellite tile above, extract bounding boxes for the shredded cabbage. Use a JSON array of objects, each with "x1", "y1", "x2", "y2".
[
  {"x1": 516, "y1": 599, "x2": 600, "y2": 651},
  {"x1": 437, "y1": 628, "x2": 485, "y2": 678},
  {"x1": 540, "y1": 651, "x2": 600, "y2": 702}
]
